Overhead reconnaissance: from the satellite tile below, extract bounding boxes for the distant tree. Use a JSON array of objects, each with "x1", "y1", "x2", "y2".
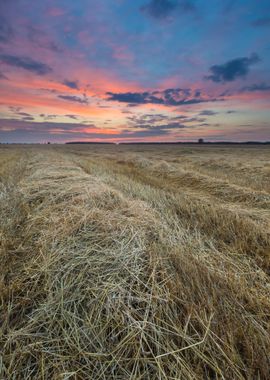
[{"x1": 198, "y1": 138, "x2": 204, "y2": 144}]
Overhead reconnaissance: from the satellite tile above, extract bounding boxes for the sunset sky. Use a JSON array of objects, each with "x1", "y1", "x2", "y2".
[{"x1": 0, "y1": 0, "x2": 269, "y2": 143}]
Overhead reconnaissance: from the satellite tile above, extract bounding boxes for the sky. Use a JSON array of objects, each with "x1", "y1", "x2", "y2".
[{"x1": 0, "y1": 0, "x2": 270, "y2": 143}]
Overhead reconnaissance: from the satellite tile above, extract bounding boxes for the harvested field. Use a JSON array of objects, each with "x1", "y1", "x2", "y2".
[{"x1": 0, "y1": 144, "x2": 270, "y2": 379}]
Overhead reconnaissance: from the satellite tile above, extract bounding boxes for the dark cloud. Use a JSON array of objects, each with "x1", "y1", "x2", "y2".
[
  {"x1": 126, "y1": 114, "x2": 205, "y2": 136},
  {"x1": 240, "y1": 82, "x2": 270, "y2": 92},
  {"x1": 198, "y1": 123, "x2": 210, "y2": 127},
  {"x1": 40, "y1": 114, "x2": 58, "y2": 120},
  {"x1": 15, "y1": 113, "x2": 35, "y2": 121},
  {"x1": 128, "y1": 113, "x2": 206, "y2": 126},
  {"x1": 127, "y1": 103, "x2": 139, "y2": 107},
  {"x1": 65, "y1": 114, "x2": 78, "y2": 120},
  {"x1": 0, "y1": 119, "x2": 116, "y2": 142},
  {"x1": 108, "y1": 91, "x2": 162, "y2": 104},
  {"x1": 205, "y1": 54, "x2": 260, "y2": 83},
  {"x1": 127, "y1": 113, "x2": 170, "y2": 125},
  {"x1": 17, "y1": 112, "x2": 31, "y2": 117},
  {"x1": 63, "y1": 80, "x2": 79, "y2": 90},
  {"x1": 131, "y1": 122, "x2": 187, "y2": 130},
  {"x1": 58, "y1": 95, "x2": 89, "y2": 104},
  {"x1": 0, "y1": 54, "x2": 52, "y2": 75},
  {"x1": 140, "y1": 0, "x2": 195, "y2": 20},
  {"x1": 107, "y1": 88, "x2": 221, "y2": 106},
  {"x1": 0, "y1": 116, "x2": 209, "y2": 141},
  {"x1": 8, "y1": 109, "x2": 35, "y2": 121},
  {"x1": 122, "y1": 121, "x2": 189, "y2": 137},
  {"x1": 171, "y1": 115, "x2": 188, "y2": 120},
  {"x1": 198, "y1": 110, "x2": 218, "y2": 116},
  {"x1": 22, "y1": 116, "x2": 35, "y2": 121},
  {"x1": 182, "y1": 117, "x2": 205, "y2": 123},
  {"x1": 0, "y1": 118, "x2": 97, "y2": 133},
  {"x1": 251, "y1": 17, "x2": 270, "y2": 27}
]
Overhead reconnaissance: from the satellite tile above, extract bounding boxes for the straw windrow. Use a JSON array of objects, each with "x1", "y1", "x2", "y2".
[{"x1": 1, "y1": 145, "x2": 270, "y2": 379}]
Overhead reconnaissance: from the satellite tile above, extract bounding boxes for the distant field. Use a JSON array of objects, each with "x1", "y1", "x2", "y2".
[{"x1": 1, "y1": 144, "x2": 270, "y2": 379}]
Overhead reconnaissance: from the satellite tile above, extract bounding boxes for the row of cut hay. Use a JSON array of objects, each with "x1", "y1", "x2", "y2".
[
  {"x1": 104, "y1": 154, "x2": 270, "y2": 209},
  {"x1": 71, "y1": 153, "x2": 270, "y2": 378},
  {"x1": 77, "y1": 156, "x2": 270, "y2": 271},
  {"x1": 1, "y1": 149, "x2": 270, "y2": 379},
  {"x1": 161, "y1": 167, "x2": 270, "y2": 208},
  {"x1": 192, "y1": 154, "x2": 270, "y2": 193},
  {"x1": 1, "y1": 152, "x2": 210, "y2": 379},
  {"x1": 75, "y1": 155, "x2": 270, "y2": 298}
]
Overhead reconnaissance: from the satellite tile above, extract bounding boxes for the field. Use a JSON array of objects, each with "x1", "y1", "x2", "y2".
[{"x1": 0, "y1": 143, "x2": 270, "y2": 379}]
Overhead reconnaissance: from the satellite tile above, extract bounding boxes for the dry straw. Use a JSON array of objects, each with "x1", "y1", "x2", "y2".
[{"x1": 1, "y1": 145, "x2": 270, "y2": 379}]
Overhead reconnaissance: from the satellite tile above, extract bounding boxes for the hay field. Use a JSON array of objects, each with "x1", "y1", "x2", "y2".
[{"x1": 0, "y1": 143, "x2": 270, "y2": 379}]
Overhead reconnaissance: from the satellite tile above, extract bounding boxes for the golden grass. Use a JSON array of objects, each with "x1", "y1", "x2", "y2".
[{"x1": 0, "y1": 144, "x2": 270, "y2": 379}]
